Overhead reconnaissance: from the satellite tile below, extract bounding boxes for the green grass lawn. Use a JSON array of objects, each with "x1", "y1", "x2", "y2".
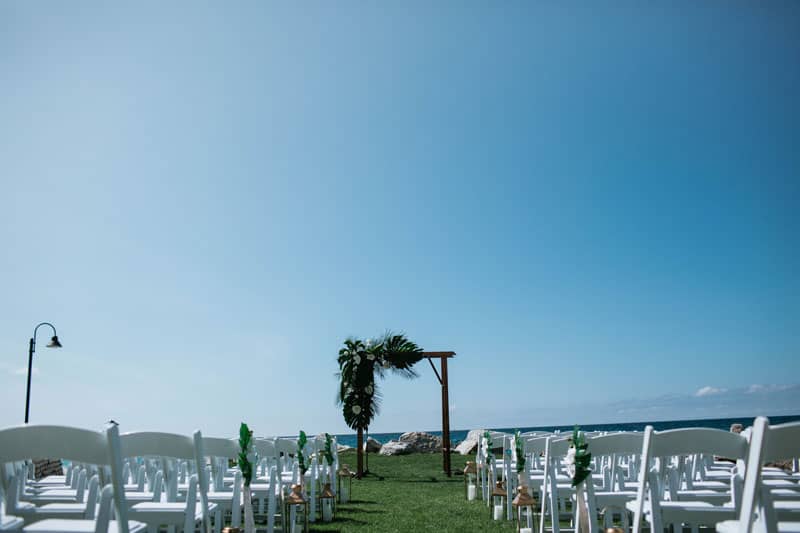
[{"x1": 308, "y1": 451, "x2": 520, "y2": 532}]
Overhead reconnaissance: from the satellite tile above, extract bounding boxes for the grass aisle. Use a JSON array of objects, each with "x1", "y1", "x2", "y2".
[{"x1": 311, "y1": 451, "x2": 518, "y2": 532}]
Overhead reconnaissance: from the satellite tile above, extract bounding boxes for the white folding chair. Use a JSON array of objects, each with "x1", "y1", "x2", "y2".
[
  {"x1": 200, "y1": 437, "x2": 241, "y2": 533},
  {"x1": 717, "y1": 417, "x2": 800, "y2": 533},
  {"x1": 0, "y1": 424, "x2": 145, "y2": 533},
  {"x1": 120, "y1": 431, "x2": 215, "y2": 533},
  {"x1": 585, "y1": 431, "x2": 644, "y2": 531},
  {"x1": 629, "y1": 426, "x2": 749, "y2": 533}
]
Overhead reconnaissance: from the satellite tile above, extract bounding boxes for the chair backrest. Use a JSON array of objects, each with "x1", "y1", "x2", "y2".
[
  {"x1": 648, "y1": 427, "x2": 749, "y2": 459},
  {"x1": 274, "y1": 437, "x2": 297, "y2": 456},
  {"x1": 587, "y1": 432, "x2": 644, "y2": 456},
  {"x1": 253, "y1": 438, "x2": 277, "y2": 458},
  {"x1": 0, "y1": 424, "x2": 129, "y2": 533},
  {"x1": 761, "y1": 419, "x2": 800, "y2": 464},
  {"x1": 120, "y1": 432, "x2": 197, "y2": 460},
  {"x1": 631, "y1": 425, "x2": 749, "y2": 533},
  {"x1": 736, "y1": 417, "x2": 800, "y2": 533},
  {"x1": 202, "y1": 437, "x2": 239, "y2": 459},
  {"x1": 202, "y1": 437, "x2": 239, "y2": 492},
  {"x1": 538, "y1": 436, "x2": 574, "y2": 533},
  {"x1": 120, "y1": 430, "x2": 211, "y2": 533},
  {"x1": 523, "y1": 436, "x2": 550, "y2": 456}
]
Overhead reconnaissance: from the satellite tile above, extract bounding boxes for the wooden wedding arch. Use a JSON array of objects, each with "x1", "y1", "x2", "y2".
[
  {"x1": 361, "y1": 350, "x2": 456, "y2": 478},
  {"x1": 422, "y1": 351, "x2": 455, "y2": 477}
]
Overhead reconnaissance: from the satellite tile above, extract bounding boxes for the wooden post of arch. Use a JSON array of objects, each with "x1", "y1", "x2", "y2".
[{"x1": 423, "y1": 351, "x2": 455, "y2": 477}]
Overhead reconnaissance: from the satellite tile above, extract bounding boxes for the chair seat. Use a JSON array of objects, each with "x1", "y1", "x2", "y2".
[
  {"x1": 594, "y1": 491, "x2": 637, "y2": 506},
  {"x1": 32, "y1": 503, "x2": 89, "y2": 518},
  {"x1": 690, "y1": 480, "x2": 730, "y2": 491},
  {"x1": 28, "y1": 480, "x2": 67, "y2": 489},
  {"x1": 766, "y1": 479, "x2": 800, "y2": 488},
  {"x1": 674, "y1": 490, "x2": 732, "y2": 503},
  {"x1": 249, "y1": 483, "x2": 279, "y2": 497},
  {"x1": 626, "y1": 499, "x2": 735, "y2": 517},
  {"x1": 20, "y1": 497, "x2": 81, "y2": 506},
  {"x1": 660, "y1": 501, "x2": 737, "y2": 525},
  {"x1": 129, "y1": 501, "x2": 217, "y2": 525},
  {"x1": 121, "y1": 492, "x2": 157, "y2": 504},
  {"x1": 23, "y1": 520, "x2": 146, "y2": 533},
  {"x1": 207, "y1": 492, "x2": 240, "y2": 505},
  {"x1": 775, "y1": 501, "x2": 800, "y2": 513},
  {"x1": 0, "y1": 516, "x2": 23, "y2": 531},
  {"x1": 718, "y1": 521, "x2": 800, "y2": 533},
  {"x1": 11, "y1": 503, "x2": 36, "y2": 514},
  {"x1": 25, "y1": 488, "x2": 79, "y2": 497}
]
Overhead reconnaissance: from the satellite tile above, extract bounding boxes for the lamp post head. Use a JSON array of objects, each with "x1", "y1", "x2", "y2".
[{"x1": 46, "y1": 336, "x2": 62, "y2": 348}]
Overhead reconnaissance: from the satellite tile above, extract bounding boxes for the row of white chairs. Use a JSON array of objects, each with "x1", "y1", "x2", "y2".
[
  {"x1": 472, "y1": 418, "x2": 800, "y2": 532},
  {"x1": 0, "y1": 425, "x2": 341, "y2": 533}
]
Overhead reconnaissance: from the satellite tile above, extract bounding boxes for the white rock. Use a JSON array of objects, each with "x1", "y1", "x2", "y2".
[
  {"x1": 455, "y1": 429, "x2": 486, "y2": 455},
  {"x1": 398, "y1": 431, "x2": 444, "y2": 453},
  {"x1": 378, "y1": 441, "x2": 413, "y2": 456},
  {"x1": 363, "y1": 437, "x2": 382, "y2": 453}
]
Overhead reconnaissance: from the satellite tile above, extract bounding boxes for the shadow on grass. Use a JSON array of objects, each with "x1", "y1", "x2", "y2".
[
  {"x1": 404, "y1": 478, "x2": 461, "y2": 484},
  {"x1": 321, "y1": 516, "x2": 369, "y2": 525},
  {"x1": 337, "y1": 507, "x2": 386, "y2": 515}
]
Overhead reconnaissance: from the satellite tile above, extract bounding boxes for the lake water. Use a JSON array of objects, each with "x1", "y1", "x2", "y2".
[{"x1": 333, "y1": 414, "x2": 800, "y2": 448}]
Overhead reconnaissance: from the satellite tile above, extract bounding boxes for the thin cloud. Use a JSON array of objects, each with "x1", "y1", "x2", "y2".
[
  {"x1": 747, "y1": 384, "x2": 796, "y2": 394},
  {"x1": 694, "y1": 386, "x2": 727, "y2": 397},
  {"x1": 13, "y1": 367, "x2": 39, "y2": 376}
]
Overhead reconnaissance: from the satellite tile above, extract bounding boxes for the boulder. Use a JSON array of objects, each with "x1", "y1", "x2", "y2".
[
  {"x1": 379, "y1": 441, "x2": 413, "y2": 456},
  {"x1": 455, "y1": 429, "x2": 485, "y2": 455},
  {"x1": 33, "y1": 459, "x2": 63, "y2": 480},
  {"x1": 398, "y1": 431, "x2": 443, "y2": 453},
  {"x1": 363, "y1": 437, "x2": 382, "y2": 453},
  {"x1": 337, "y1": 444, "x2": 353, "y2": 453}
]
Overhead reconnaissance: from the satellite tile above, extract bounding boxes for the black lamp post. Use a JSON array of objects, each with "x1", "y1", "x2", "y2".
[{"x1": 24, "y1": 322, "x2": 62, "y2": 424}]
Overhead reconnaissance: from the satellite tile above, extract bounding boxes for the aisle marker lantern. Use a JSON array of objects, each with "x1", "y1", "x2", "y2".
[
  {"x1": 337, "y1": 464, "x2": 353, "y2": 503},
  {"x1": 319, "y1": 483, "x2": 335, "y2": 522},
  {"x1": 283, "y1": 483, "x2": 309, "y2": 533},
  {"x1": 336, "y1": 332, "x2": 424, "y2": 477},
  {"x1": 491, "y1": 480, "x2": 507, "y2": 521},
  {"x1": 464, "y1": 461, "x2": 478, "y2": 501},
  {"x1": 512, "y1": 485, "x2": 538, "y2": 533}
]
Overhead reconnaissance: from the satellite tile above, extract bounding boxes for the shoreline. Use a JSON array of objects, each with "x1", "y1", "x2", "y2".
[{"x1": 331, "y1": 413, "x2": 800, "y2": 448}]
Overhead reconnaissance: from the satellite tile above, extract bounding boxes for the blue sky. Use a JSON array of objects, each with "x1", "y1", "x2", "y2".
[{"x1": 1, "y1": 1, "x2": 798, "y2": 437}]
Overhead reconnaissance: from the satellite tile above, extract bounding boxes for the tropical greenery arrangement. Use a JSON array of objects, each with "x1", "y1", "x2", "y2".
[
  {"x1": 336, "y1": 331, "x2": 424, "y2": 477},
  {"x1": 567, "y1": 426, "x2": 592, "y2": 487},
  {"x1": 483, "y1": 430, "x2": 494, "y2": 466},
  {"x1": 514, "y1": 429, "x2": 526, "y2": 474},
  {"x1": 323, "y1": 433, "x2": 335, "y2": 467},
  {"x1": 297, "y1": 430, "x2": 310, "y2": 478},
  {"x1": 238, "y1": 422, "x2": 256, "y2": 533}
]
